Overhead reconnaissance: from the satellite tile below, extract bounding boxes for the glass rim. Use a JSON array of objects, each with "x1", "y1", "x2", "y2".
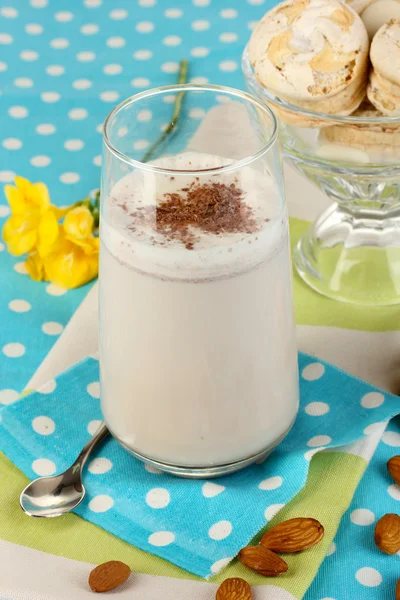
[
  {"x1": 242, "y1": 46, "x2": 400, "y2": 126},
  {"x1": 102, "y1": 83, "x2": 279, "y2": 175}
]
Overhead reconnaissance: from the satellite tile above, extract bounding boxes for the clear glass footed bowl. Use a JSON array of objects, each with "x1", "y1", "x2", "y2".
[{"x1": 243, "y1": 46, "x2": 400, "y2": 306}]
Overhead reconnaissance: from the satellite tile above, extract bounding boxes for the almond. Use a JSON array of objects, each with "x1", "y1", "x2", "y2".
[
  {"x1": 374, "y1": 513, "x2": 400, "y2": 554},
  {"x1": 388, "y1": 456, "x2": 400, "y2": 485},
  {"x1": 260, "y1": 517, "x2": 324, "y2": 553},
  {"x1": 396, "y1": 578, "x2": 400, "y2": 600},
  {"x1": 238, "y1": 545, "x2": 288, "y2": 577},
  {"x1": 216, "y1": 577, "x2": 252, "y2": 600},
  {"x1": 88, "y1": 560, "x2": 131, "y2": 593}
]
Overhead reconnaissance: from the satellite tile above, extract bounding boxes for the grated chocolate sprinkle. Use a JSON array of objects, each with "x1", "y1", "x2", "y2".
[{"x1": 130, "y1": 181, "x2": 259, "y2": 250}]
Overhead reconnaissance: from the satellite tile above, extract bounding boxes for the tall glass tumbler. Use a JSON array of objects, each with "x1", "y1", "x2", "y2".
[{"x1": 100, "y1": 85, "x2": 299, "y2": 478}]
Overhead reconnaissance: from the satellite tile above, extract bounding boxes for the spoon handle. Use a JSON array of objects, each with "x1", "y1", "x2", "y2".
[{"x1": 75, "y1": 422, "x2": 109, "y2": 472}]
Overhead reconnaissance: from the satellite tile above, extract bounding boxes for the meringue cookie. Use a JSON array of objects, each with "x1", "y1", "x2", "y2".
[
  {"x1": 248, "y1": 0, "x2": 369, "y2": 115},
  {"x1": 346, "y1": 0, "x2": 375, "y2": 14},
  {"x1": 368, "y1": 20, "x2": 400, "y2": 115},
  {"x1": 361, "y1": 0, "x2": 400, "y2": 38},
  {"x1": 320, "y1": 100, "x2": 400, "y2": 150},
  {"x1": 370, "y1": 19, "x2": 400, "y2": 86},
  {"x1": 367, "y1": 69, "x2": 400, "y2": 115}
]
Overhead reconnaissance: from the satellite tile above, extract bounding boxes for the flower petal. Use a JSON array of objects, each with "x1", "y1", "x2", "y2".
[
  {"x1": 63, "y1": 206, "x2": 94, "y2": 241},
  {"x1": 14, "y1": 176, "x2": 32, "y2": 197},
  {"x1": 4, "y1": 185, "x2": 30, "y2": 215},
  {"x1": 51, "y1": 205, "x2": 70, "y2": 219},
  {"x1": 44, "y1": 240, "x2": 98, "y2": 288},
  {"x1": 2, "y1": 215, "x2": 37, "y2": 255},
  {"x1": 31, "y1": 182, "x2": 51, "y2": 213},
  {"x1": 37, "y1": 210, "x2": 60, "y2": 257},
  {"x1": 65, "y1": 234, "x2": 99, "y2": 255},
  {"x1": 25, "y1": 252, "x2": 45, "y2": 281}
]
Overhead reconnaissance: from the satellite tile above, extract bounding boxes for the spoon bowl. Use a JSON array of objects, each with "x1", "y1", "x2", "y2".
[
  {"x1": 20, "y1": 471, "x2": 86, "y2": 518},
  {"x1": 20, "y1": 422, "x2": 108, "y2": 518}
]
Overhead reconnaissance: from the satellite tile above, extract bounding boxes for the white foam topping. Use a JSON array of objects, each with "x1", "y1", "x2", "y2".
[{"x1": 101, "y1": 151, "x2": 286, "y2": 280}]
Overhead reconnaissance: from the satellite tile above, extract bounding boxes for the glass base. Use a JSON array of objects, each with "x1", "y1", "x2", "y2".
[
  {"x1": 110, "y1": 421, "x2": 295, "y2": 479},
  {"x1": 293, "y1": 203, "x2": 400, "y2": 306}
]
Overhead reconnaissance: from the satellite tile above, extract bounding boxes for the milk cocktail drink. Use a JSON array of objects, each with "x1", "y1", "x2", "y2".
[{"x1": 100, "y1": 151, "x2": 299, "y2": 468}]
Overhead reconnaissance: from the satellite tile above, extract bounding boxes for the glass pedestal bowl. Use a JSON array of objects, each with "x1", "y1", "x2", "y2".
[{"x1": 243, "y1": 48, "x2": 400, "y2": 306}]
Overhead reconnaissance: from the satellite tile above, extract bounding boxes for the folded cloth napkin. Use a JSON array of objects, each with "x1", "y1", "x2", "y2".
[
  {"x1": 1, "y1": 352, "x2": 399, "y2": 579},
  {"x1": 306, "y1": 413, "x2": 400, "y2": 600}
]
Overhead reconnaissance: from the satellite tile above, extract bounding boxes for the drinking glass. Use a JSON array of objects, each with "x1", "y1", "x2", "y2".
[{"x1": 100, "y1": 84, "x2": 299, "y2": 478}]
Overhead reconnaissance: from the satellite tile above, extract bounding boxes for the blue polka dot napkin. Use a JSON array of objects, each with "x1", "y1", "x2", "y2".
[{"x1": 1, "y1": 353, "x2": 399, "y2": 578}]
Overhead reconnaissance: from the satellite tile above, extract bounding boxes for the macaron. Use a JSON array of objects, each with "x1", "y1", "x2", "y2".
[
  {"x1": 368, "y1": 19, "x2": 400, "y2": 115},
  {"x1": 248, "y1": 0, "x2": 370, "y2": 119}
]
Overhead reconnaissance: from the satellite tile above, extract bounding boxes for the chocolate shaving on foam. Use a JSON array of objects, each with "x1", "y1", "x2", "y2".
[{"x1": 129, "y1": 181, "x2": 260, "y2": 250}]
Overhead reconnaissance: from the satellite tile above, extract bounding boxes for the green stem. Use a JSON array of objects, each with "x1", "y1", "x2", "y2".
[{"x1": 141, "y1": 59, "x2": 189, "y2": 163}]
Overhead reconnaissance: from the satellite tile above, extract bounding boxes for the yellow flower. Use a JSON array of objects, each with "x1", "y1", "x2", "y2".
[
  {"x1": 42, "y1": 230, "x2": 99, "y2": 289},
  {"x1": 2, "y1": 176, "x2": 59, "y2": 257},
  {"x1": 5, "y1": 175, "x2": 50, "y2": 215},
  {"x1": 4, "y1": 177, "x2": 99, "y2": 289},
  {"x1": 25, "y1": 251, "x2": 45, "y2": 282},
  {"x1": 64, "y1": 205, "x2": 94, "y2": 241},
  {"x1": 25, "y1": 206, "x2": 99, "y2": 289},
  {"x1": 3, "y1": 213, "x2": 39, "y2": 256}
]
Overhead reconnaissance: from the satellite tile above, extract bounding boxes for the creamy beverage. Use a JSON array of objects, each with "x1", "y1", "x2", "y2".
[{"x1": 100, "y1": 151, "x2": 299, "y2": 467}]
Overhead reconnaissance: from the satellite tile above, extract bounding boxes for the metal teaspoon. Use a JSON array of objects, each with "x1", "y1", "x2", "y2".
[{"x1": 20, "y1": 422, "x2": 109, "y2": 518}]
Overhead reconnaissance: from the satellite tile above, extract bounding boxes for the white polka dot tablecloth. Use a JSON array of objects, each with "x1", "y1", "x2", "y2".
[{"x1": 1, "y1": 353, "x2": 400, "y2": 579}]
